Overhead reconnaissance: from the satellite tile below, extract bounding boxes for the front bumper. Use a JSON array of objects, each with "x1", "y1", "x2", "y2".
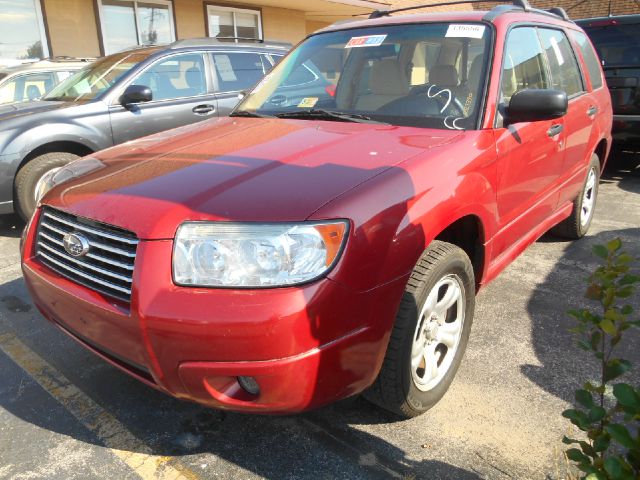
[{"x1": 21, "y1": 211, "x2": 407, "y2": 413}]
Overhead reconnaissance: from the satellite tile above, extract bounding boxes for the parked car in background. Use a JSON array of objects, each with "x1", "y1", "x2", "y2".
[
  {"x1": 22, "y1": 1, "x2": 612, "y2": 418},
  {"x1": 0, "y1": 39, "x2": 290, "y2": 220},
  {"x1": 0, "y1": 58, "x2": 94, "y2": 105},
  {"x1": 577, "y1": 15, "x2": 640, "y2": 150}
]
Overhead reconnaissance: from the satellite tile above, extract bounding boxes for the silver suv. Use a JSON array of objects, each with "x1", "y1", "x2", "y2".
[
  {"x1": 0, "y1": 39, "x2": 289, "y2": 220},
  {"x1": 0, "y1": 57, "x2": 94, "y2": 105}
]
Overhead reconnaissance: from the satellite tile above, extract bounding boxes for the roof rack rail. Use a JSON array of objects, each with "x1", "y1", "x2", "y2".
[
  {"x1": 369, "y1": 0, "x2": 530, "y2": 19},
  {"x1": 546, "y1": 7, "x2": 570, "y2": 21},
  {"x1": 170, "y1": 37, "x2": 292, "y2": 49}
]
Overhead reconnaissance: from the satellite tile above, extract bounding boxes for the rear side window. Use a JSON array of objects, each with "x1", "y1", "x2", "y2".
[
  {"x1": 538, "y1": 28, "x2": 584, "y2": 97},
  {"x1": 571, "y1": 31, "x2": 604, "y2": 90},
  {"x1": 500, "y1": 27, "x2": 549, "y2": 103},
  {"x1": 211, "y1": 52, "x2": 266, "y2": 92}
]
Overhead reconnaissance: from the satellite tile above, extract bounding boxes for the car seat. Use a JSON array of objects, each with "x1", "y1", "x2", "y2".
[
  {"x1": 355, "y1": 58, "x2": 410, "y2": 111},
  {"x1": 26, "y1": 85, "x2": 42, "y2": 101}
]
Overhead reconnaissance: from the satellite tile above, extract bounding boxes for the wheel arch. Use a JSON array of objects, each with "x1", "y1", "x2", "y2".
[
  {"x1": 593, "y1": 138, "x2": 608, "y2": 172},
  {"x1": 433, "y1": 214, "x2": 486, "y2": 290},
  {"x1": 18, "y1": 140, "x2": 95, "y2": 173}
]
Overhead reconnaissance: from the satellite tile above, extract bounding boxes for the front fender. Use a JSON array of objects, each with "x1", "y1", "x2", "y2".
[{"x1": 313, "y1": 131, "x2": 499, "y2": 293}]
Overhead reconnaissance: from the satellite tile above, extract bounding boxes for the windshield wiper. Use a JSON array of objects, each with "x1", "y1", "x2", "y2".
[
  {"x1": 230, "y1": 110, "x2": 273, "y2": 118},
  {"x1": 275, "y1": 109, "x2": 388, "y2": 125}
]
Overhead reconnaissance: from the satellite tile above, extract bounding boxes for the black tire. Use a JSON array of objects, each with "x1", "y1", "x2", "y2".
[
  {"x1": 550, "y1": 154, "x2": 600, "y2": 240},
  {"x1": 14, "y1": 152, "x2": 79, "y2": 221},
  {"x1": 364, "y1": 240, "x2": 475, "y2": 418}
]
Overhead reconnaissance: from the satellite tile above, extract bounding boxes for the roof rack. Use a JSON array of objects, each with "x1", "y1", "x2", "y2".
[
  {"x1": 368, "y1": 0, "x2": 572, "y2": 23},
  {"x1": 170, "y1": 37, "x2": 291, "y2": 50},
  {"x1": 369, "y1": 0, "x2": 531, "y2": 19},
  {"x1": 45, "y1": 56, "x2": 96, "y2": 63}
]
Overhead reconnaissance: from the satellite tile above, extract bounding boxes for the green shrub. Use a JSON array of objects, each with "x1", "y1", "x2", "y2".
[{"x1": 563, "y1": 238, "x2": 640, "y2": 479}]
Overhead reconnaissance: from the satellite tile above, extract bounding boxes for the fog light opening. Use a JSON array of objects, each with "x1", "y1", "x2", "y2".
[{"x1": 237, "y1": 376, "x2": 260, "y2": 396}]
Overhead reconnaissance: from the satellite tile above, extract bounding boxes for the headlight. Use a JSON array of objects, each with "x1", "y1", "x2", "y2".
[
  {"x1": 35, "y1": 157, "x2": 105, "y2": 204},
  {"x1": 173, "y1": 221, "x2": 349, "y2": 287}
]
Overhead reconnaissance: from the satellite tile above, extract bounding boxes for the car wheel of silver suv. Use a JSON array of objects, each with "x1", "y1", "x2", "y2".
[{"x1": 14, "y1": 152, "x2": 79, "y2": 221}]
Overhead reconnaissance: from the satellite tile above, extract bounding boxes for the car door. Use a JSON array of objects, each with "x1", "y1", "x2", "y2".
[
  {"x1": 109, "y1": 52, "x2": 218, "y2": 144},
  {"x1": 538, "y1": 27, "x2": 595, "y2": 206},
  {"x1": 209, "y1": 51, "x2": 269, "y2": 116},
  {"x1": 493, "y1": 26, "x2": 566, "y2": 257}
]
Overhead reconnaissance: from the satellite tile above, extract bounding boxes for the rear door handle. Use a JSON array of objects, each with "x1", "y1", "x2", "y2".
[
  {"x1": 587, "y1": 106, "x2": 598, "y2": 116},
  {"x1": 547, "y1": 124, "x2": 564, "y2": 137},
  {"x1": 192, "y1": 104, "x2": 216, "y2": 115}
]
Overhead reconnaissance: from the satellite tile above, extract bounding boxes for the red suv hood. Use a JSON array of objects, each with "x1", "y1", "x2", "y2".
[{"x1": 45, "y1": 117, "x2": 462, "y2": 239}]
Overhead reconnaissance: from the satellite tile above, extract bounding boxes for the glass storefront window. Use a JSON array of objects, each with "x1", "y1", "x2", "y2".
[
  {"x1": 0, "y1": 0, "x2": 49, "y2": 63},
  {"x1": 207, "y1": 5, "x2": 262, "y2": 42},
  {"x1": 99, "y1": 0, "x2": 175, "y2": 55}
]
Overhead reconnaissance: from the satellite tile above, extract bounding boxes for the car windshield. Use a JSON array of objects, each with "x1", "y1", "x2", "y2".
[
  {"x1": 582, "y1": 24, "x2": 640, "y2": 67},
  {"x1": 236, "y1": 23, "x2": 490, "y2": 130},
  {"x1": 43, "y1": 51, "x2": 150, "y2": 102}
]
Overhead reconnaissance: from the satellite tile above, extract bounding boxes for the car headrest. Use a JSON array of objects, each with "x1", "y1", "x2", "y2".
[
  {"x1": 429, "y1": 65, "x2": 458, "y2": 87},
  {"x1": 185, "y1": 67, "x2": 203, "y2": 89},
  {"x1": 370, "y1": 59, "x2": 409, "y2": 95}
]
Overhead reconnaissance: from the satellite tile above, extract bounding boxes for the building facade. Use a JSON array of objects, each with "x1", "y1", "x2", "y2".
[{"x1": 1, "y1": 0, "x2": 638, "y2": 64}]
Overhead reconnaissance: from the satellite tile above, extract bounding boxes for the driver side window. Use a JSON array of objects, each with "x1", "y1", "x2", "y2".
[
  {"x1": 500, "y1": 27, "x2": 549, "y2": 103},
  {"x1": 134, "y1": 53, "x2": 207, "y2": 102}
]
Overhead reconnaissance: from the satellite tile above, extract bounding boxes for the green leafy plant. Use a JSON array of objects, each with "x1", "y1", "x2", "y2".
[{"x1": 562, "y1": 238, "x2": 640, "y2": 479}]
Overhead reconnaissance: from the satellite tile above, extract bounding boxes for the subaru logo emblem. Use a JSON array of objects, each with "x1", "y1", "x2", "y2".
[{"x1": 63, "y1": 232, "x2": 90, "y2": 257}]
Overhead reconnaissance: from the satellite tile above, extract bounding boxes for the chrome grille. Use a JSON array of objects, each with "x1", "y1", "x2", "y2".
[{"x1": 36, "y1": 208, "x2": 138, "y2": 303}]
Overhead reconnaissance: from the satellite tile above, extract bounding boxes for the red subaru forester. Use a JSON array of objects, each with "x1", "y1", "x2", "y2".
[{"x1": 21, "y1": 1, "x2": 612, "y2": 418}]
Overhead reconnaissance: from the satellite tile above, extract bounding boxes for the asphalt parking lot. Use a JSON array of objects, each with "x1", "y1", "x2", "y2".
[{"x1": 0, "y1": 153, "x2": 638, "y2": 480}]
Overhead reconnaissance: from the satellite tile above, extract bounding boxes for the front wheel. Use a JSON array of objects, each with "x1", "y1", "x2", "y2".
[
  {"x1": 14, "y1": 152, "x2": 79, "y2": 221},
  {"x1": 364, "y1": 241, "x2": 475, "y2": 418},
  {"x1": 550, "y1": 153, "x2": 600, "y2": 239}
]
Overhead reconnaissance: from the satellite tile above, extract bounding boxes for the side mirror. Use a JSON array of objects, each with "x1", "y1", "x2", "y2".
[
  {"x1": 120, "y1": 84, "x2": 152, "y2": 106},
  {"x1": 505, "y1": 89, "x2": 568, "y2": 124}
]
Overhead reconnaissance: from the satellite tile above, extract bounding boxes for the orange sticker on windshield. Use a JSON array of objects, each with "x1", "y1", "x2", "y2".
[{"x1": 298, "y1": 97, "x2": 319, "y2": 108}]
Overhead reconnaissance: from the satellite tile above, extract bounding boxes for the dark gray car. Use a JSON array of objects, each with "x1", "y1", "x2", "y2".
[{"x1": 0, "y1": 39, "x2": 289, "y2": 220}]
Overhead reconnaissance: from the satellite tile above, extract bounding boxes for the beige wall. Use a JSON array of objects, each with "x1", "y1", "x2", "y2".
[
  {"x1": 306, "y1": 20, "x2": 332, "y2": 35},
  {"x1": 174, "y1": 0, "x2": 207, "y2": 39},
  {"x1": 42, "y1": 0, "x2": 344, "y2": 58},
  {"x1": 42, "y1": 0, "x2": 101, "y2": 57},
  {"x1": 261, "y1": 6, "x2": 307, "y2": 44},
  {"x1": 174, "y1": 1, "x2": 311, "y2": 44}
]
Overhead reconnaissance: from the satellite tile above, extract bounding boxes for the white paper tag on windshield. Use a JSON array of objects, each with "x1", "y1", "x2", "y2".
[{"x1": 445, "y1": 24, "x2": 486, "y2": 39}]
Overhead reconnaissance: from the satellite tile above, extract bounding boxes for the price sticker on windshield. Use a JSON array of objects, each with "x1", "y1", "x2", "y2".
[
  {"x1": 345, "y1": 34, "x2": 387, "y2": 48},
  {"x1": 445, "y1": 24, "x2": 486, "y2": 39}
]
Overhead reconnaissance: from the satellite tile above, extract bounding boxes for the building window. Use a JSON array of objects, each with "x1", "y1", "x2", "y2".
[
  {"x1": 0, "y1": 0, "x2": 49, "y2": 63},
  {"x1": 206, "y1": 5, "x2": 262, "y2": 42},
  {"x1": 98, "y1": 0, "x2": 175, "y2": 55}
]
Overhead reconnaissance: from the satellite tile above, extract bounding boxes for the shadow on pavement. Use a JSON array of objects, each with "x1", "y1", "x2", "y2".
[
  {"x1": 0, "y1": 274, "x2": 479, "y2": 480},
  {"x1": 602, "y1": 150, "x2": 640, "y2": 195},
  {"x1": 0, "y1": 214, "x2": 24, "y2": 239},
  {"x1": 522, "y1": 156, "x2": 640, "y2": 403}
]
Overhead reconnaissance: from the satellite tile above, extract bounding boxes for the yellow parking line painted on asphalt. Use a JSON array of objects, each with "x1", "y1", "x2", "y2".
[{"x1": 0, "y1": 332, "x2": 200, "y2": 480}]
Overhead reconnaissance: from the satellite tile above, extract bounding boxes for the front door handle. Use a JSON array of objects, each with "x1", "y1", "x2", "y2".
[
  {"x1": 587, "y1": 106, "x2": 598, "y2": 116},
  {"x1": 547, "y1": 124, "x2": 564, "y2": 137},
  {"x1": 192, "y1": 104, "x2": 216, "y2": 115}
]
